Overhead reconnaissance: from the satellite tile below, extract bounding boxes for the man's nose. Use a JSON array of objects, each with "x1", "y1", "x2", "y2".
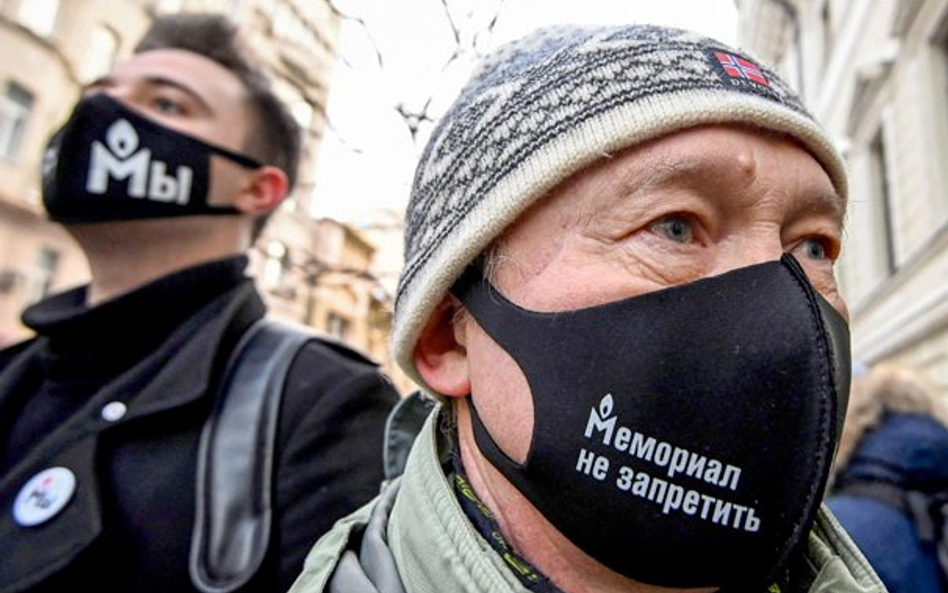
[{"x1": 710, "y1": 233, "x2": 784, "y2": 276}]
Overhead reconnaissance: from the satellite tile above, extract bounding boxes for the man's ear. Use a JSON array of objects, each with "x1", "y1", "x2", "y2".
[
  {"x1": 414, "y1": 295, "x2": 472, "y2": 398},
  {"x1": 233, "y1": 165, "x2": 288, "y2": 215}
]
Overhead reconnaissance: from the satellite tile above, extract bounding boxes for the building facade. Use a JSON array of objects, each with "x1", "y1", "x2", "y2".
[
  {"x1": 736, "y1": 0, "x2": 948, "y2": 388},
  {"x1": 0, "y1": 0, "x2": 407, "y2": 386}
]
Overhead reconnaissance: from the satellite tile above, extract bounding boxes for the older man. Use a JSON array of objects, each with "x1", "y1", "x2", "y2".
[{"x1": 290, "y1": 24, "x2": 885, "y2": 593}]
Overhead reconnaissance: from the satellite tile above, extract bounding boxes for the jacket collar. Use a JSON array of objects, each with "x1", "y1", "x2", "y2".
[
  {"x1": 0, "y1": 282, "x2": 263, "y2": 592},
  {"x1": 0, "y1": 280, "x2": 261, "y2": 425}
]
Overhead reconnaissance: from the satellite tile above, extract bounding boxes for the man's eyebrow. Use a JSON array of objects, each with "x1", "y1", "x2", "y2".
[
  {"x1": 626, "y1": 154, "x2": 845, "y2": 215},
  {"x1": 610, "y1": 156, "x2": 706, "y2": 199},
  {"x1": 81, "y1": 74, "x2": 213, "y2": 113}
]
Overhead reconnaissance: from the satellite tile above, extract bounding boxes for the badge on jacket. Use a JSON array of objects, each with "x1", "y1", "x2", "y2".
[{"x1": 12, "y1": 467, "x2": 77, "y2": 527}]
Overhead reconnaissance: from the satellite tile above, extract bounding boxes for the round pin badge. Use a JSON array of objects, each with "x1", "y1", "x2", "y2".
[{"x1": 12, "y1": 466, "x2": 77, "y2": 527}]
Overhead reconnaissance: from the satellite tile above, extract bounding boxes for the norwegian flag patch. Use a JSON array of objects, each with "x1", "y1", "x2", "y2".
[{"x1": 706, "y1": 49, "x2": 775, "y2": 96}]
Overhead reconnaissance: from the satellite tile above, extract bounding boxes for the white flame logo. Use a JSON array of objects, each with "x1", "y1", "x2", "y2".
[
  {"x1": 598, "y1": 393, "x2": 614, "y2": 418},
  {"x1": 105, "y1": 119, "x2": 139, "y2": 158}
]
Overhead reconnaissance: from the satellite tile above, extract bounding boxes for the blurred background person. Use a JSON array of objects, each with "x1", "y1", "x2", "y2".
[{"x1": 828, "y1": 362, "x2": 948, "y2": 593}]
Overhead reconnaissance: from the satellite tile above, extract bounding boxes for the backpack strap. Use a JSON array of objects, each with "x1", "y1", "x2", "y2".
[
  {"x1": 382, "y1": 390, "x2": 436, "y2": 483},
  {"x1": 836, "y1": 477, "x2": 948, "y2": 582},
  {"x1": 189, "y1": 319, "x2": 313, "y2": 593},
  {"x1": 921, "y1": 489, "x2": 948, "y2": 583},
  {"x1": 939, "y1": 503, "x2": 948, "y2": 588},
  {"x1": 834, "y1": 480, "x2": 911, "y2": 514}
]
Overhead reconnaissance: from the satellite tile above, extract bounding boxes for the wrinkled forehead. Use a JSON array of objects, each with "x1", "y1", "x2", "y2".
[{"x1": 601, "y1": 124, "x2": 842, "y2": 207}]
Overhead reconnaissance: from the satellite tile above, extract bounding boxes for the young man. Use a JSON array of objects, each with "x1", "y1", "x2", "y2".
[
  {"x1": 290, "y1": 24, "x2": 886, "y2": 593},
  {"x1": 0, "y1": 13, "x2": 398, "y2": 593}
]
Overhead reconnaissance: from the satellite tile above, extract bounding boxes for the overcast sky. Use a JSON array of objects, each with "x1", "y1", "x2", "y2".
[{"x1": 310, "y1": 0, "x2": 739, "y2": 222}]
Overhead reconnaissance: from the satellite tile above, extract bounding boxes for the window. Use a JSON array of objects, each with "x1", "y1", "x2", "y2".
[
  {"x1": 272, "y1": 2, "x2": 321, "y2": 51},
  {"x1": 80, "y1": 26, "x2": 119, "y2": 83},
  {"x1": 937, "y1": 19, "x2": 948, "y2": 217},
  {"x1": 24, "y1": 247, "x2": 59, "y2": 305},
  {"x1": 227, "y1": 0, "x2": 246, "y2": 17},
  {"x1": 17, "y1": 0, "x2": 61, "y2": 37},
  {"x1": 0, "y1": 82, "x2": 33, "y2": 161},
  {"x1": 155, "y1": 0, "x2": 184, "y2": 12},
  {"x1": 821, "y1": 1, "x2": 834, "y2": 68},
  {"x1": 290, "y1": 99, "x2": 314, "y2": 135},
  {"x1": 325, "y1": 312, "x2": 351, "y2": 341},
  {"x1": 869, "y1": 129, "x2": 897, "y2": 275},
  {"x1": 262, "y1": 241, "x2": 290, "y2": 290}
]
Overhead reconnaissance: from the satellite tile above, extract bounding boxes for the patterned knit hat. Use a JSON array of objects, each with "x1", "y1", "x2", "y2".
[{"x1": 393, "y1": 24, "x2": 847, "y2": 394}]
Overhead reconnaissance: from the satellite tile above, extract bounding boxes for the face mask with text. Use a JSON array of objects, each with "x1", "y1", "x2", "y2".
[
  {"x1": 451, "y1": 253, "x2": 851, "y2": 590},
  {"x1": 41, "y1": 93, "x2": 262, "y2": 223}
]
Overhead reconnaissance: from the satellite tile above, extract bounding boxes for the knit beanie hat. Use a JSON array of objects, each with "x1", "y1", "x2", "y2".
[{"x1": 394, "y1": 23, "x2": 847, "y2": 395}]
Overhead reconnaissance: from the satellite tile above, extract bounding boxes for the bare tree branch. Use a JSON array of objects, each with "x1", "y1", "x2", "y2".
[
  {"x1": 323, "y1": 1, "x2": 508, "y2": 148},
  {"x1": 326, "y1": 0, "x2": 385, "y2": 70},
  {"x1": 323, "y1": 117, "x2": 365, "y2": 155},
  {"x1": 437, "y1": 0, "x2": 463, "y2": 46}
]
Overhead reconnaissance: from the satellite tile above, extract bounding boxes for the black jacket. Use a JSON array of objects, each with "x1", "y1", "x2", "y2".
[{"x1": 0, "y1": 258, "x2": 400, "y2": 593}]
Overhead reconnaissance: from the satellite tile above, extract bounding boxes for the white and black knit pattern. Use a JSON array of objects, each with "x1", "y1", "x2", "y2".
[{"x1": 393, "y1": 24, "x2": 847, "y2": 393}]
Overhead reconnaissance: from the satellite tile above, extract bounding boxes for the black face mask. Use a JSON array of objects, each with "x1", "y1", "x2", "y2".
[
  {"x1": 450, "y1": 254, "x2": 851, "y2": 590},
  {"x1": 41, "y1": 93, "x2": 263, "y2": 223}
]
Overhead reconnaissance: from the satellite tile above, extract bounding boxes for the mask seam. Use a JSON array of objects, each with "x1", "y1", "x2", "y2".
[{"x1": 773, "y1": 259, "x2": 836, "y2": 585}]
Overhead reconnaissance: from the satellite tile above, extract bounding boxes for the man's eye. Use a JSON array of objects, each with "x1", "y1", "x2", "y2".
[
  {"x1": 651, "y1": 216, "x2": 693, "y2": 243},
  {"x1": 152, "y1": 97, "x2": 183, "y2": 114},
  {"x1": 795, "y1": 238, "x2": 830, "y2": 261}
]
